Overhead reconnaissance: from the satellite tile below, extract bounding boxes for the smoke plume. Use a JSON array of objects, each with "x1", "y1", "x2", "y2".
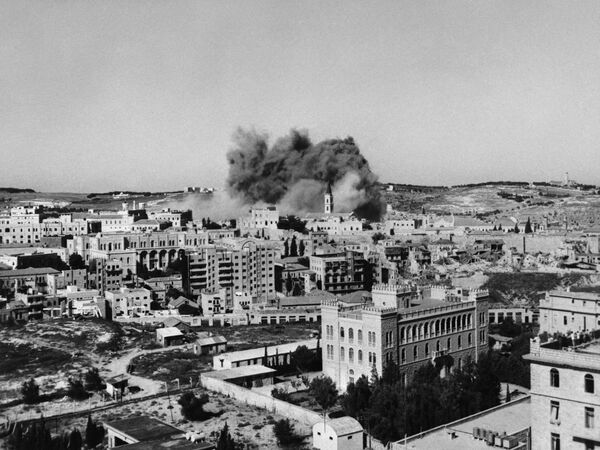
[{"x1": 226, "y1": 128, "x2": 383, "y2": 219}]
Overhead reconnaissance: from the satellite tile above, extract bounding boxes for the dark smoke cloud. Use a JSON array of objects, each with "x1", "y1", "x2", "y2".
[{"x1": 226, "y1": 128, "x2": 383, "y2": 219}]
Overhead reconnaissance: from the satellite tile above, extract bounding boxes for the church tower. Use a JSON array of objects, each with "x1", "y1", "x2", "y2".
[{"x1": 324, "y1": 182, "x2": 333, "y2": 214}]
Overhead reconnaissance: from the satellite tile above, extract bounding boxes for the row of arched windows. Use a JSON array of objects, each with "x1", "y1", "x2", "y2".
[
  {"x1": 399, "y1": 314, "x2": 473, "y2": 343},
  {"x1": 339, "y1": 346, "x2": 364, "y2": 364}
]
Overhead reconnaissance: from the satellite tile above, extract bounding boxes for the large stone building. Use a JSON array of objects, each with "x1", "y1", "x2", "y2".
[
  {"x1": 309, "y1": 251, "x2": 370, "y2": 295},
  {"x1": 322, "y1": 284, "x2": 489, "y2": 388},
  {"x1": 183, "y1": 241, "x2": 276, "y2": 306},
  {"x1": 539, "y1": 290, "x2": 600, "y2": 334},
  {"x1": 525, "y1": 336, "x2": 600, "y2": 450}
]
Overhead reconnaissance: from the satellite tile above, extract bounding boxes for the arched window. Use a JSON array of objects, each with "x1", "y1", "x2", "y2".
[
  {"x1": 413, "y1": 346, "x2": 418, "y2": 359},
  {"x1": 411, "y1": 326, "x2": 416, "y2": 341},
  {"x1": 358, "y1": 350, "x2": 363, "y2": 363},
  {"x1": 399, "y1": 327, "x2": 405, "y2": 342},
  {"x1": 550, "y1": 368, "x2": 560, "y2": 388},
  {"x1": 425, "y1": 343, "x2": 430, "y2": 356},
  {"x1": 349, "y1": 328, "x2": 354, "y2": 343},
  {"x1": 468, "y1": 333, "x2": 472, "y2": 346},
  {"x1": 447, "y1": 337, "x2": 451, "y2": 350},
  {"x1": 401, "y1": 348, "x2": 406, "y2": 363},
  {"x1": 349, "y1": 348, "x2": 354, "y2": 362},
  {"x1": 424, "y1": 322, "x2": 429, "y2": 337},
  {"x1": 458, "y1": 335, "x2": 462, "y2": 349},
  {"x1": 436, "y1": 340, "x2": 440, "y2": 352},
  {"x1": 340, "y1": 327, "x2": 345, "y2": 340},
  {"x1": 585, "y1": 374, "x2": 595, "y2": 393},
  {"x1": 340, "y1": 347, "x2": 345, "y2": 361},
  {"x1": 358, "y1": 330, "x2": 363, "y2": 343}
]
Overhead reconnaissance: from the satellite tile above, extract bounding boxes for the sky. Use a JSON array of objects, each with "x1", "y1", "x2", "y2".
[{"x1": 2, "y1": 1, "x2": 600, "y2": 192}]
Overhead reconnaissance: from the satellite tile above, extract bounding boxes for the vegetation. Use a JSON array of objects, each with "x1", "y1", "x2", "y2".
[
  {"x1": 21, "y1": 378, "x2": 40, "y2": 404},
  {"x1": 482, "y1": 272, "x2": 584, "y2": 304},
  {"x1": 290, "y1": 345, "x2": 321, "y2": 373},
  {"x1": 371, "y1": 232, "x2": 387, "y2": 244},
  {"x1": 68, "y1": 253, "x2": 86, "y2": 270},
  {"x1": 178, "y1": 391, "x2": 210, "y2": 421},
  {"x1": 85, "y1": 415, "x2": 105, "y2": 448},
  {"x1": 84, "y1": 367, "x2": 103, "y2": 391},
  {"x1": 215, "y1": 422, "x2": 238, "y2": 450},
  {"x1": 341, "y1": 358, "x2": 500, "y2": 443},
  {"x1": 273, "y1": 418, "x2": 303, "y2": 446},
  {"x1": 67, "y1": 376, "x2": 88, "y2": 400},
  {"x1": 309, "y1": 375, "x2": 338, "y2": 423},
  {"x1": 271, "y1": 387, "x2": 292, "y2": 402}
]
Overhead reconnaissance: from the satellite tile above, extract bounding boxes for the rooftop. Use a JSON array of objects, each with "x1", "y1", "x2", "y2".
[
  {"x1": 216, "y1": 339, "x2": 318, "y2": 363},
  {"x1": 203, "y1": 365, "x2": 277, "y2": 380},
  {"x1": 157, "y1": 327, "x2": 184, "y2": 338},
  {"x1": 399, "y1": 397, "x2": 530, "y2": 450},
  {"x1": 0, "y1": 267, "x2": 60, "y2": 277},
  {"x1": 326, "y1": 416, "x2": 363, "y2": 436},
  {"x1": 104, "y1": 416, "x2": 183, "y2": 443}
]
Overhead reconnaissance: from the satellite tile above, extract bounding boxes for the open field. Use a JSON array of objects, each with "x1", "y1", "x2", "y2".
[{"x1": 1, "y1": 388, "x2": 313, "y2": 449}]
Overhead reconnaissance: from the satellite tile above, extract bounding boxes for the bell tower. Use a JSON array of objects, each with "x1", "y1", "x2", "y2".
[{"x1": 324, "y1": 182, "x2": 333, "y2": 214}]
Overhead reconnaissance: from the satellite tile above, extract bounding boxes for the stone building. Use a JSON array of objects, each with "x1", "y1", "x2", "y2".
[
  {"x1": 539, "y1": 290, "x2": 600, "y2": 334},
  {"x1": 321, "y1": 284, "x2": 489, "y2": 388},
  {"x1": 309, "y1": 251, "x2": 370, "y2": 295},
  {"x1": 525, "y1": 337, "x2": 600, "y2": 450}
]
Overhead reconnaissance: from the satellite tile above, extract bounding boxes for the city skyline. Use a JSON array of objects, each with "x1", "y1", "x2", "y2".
[{"x1": 3, "y1": 1, "x2": 600, "y2": 192}]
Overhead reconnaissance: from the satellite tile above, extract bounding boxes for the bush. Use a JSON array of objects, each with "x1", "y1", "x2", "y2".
[
  {"x1": 273, "y1": 418, "x2": 303, "y2": 446},
  {"x1": 177, "y1": 391, "x2": 210, "y2": 421},
  {"x1": 21, "y1": 378, "x2": 40, "y2": 404},
  {"x1": 84, "y1": 368, "x2": 103, "y2": 391},
  {"x1": 67, "y1": 377, "x2": 88, "y2": 400},
  {"x1": 271, "y1": 387, "x2": 291, "y2": 402}
]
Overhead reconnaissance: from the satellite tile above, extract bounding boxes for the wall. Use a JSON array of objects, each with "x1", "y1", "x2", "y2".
[{"x1": 201, "y1": 374, "x2": 322, "y2": 426}]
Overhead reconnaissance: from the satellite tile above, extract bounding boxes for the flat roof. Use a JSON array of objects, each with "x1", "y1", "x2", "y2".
[
  {"x1": 104, "y1": 416, "x2": 182, "y2": 442},
  {"x1": 0, "y1": 267, "x2": 60, "y2": 277},
  {"x1": 217, "y1": 339, "x2": 318, "y2": 363},
  {"x1": 157, "y1": 327, "x2": 184, "y2": 338},
  {"x1": 400, "y1": 397, "x2": 530, "y2": 450},
  {"x1": 204, "y1": 365, "x2": 277, "y2": 380},
  {"x1": 578, "y1": 340, "x2": 600, "y2": 355},
  {"x1": 547, "y1": 290, "x2": 600, "y2": 300},
  {"x1": 119, "y1": 439, "x2": 213, "y2": 450}
]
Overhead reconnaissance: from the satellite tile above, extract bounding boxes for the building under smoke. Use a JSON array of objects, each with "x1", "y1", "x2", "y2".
[{"x1": 226, "y1": 128, "x2": 383, "y2": 220}]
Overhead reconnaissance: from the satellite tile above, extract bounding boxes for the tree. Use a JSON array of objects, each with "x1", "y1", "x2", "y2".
[
  {"x1": 290, "y1": 236, "x2": 298, "y2": 257},
  {"x1": 273, "y1": 418, "x2": 303, "y2": 446},
  {"x1": 67, "y1": 377, "x2": 88, "y2": 400},
  {"x1": 21, "y1": 378, "x2": 40, "y2": 404},
  {"x1": 285, "y1": 274, "x2": 293, "y2": 295},
  {"x1": 524, "y1": 217, "x2": 532, "y2": 234},
  {"x1": 371, "y1": 232, "x2": 386, "y2": 244},
  {"x1": 298, "y1": 239, "x2": 305, "y2": 256},
  {"x1": 309, "y1": 375, "x2": 338, "y2": 425},
  {"x1": 69, "y1": 428, "x2": 83, "y2": 450},
  {"x1": 177, "y1": 391, "x2": 210, "y2": 421},
  {"x1": 290, "y1": 345, "x2": 320, "y2": 373},
  {"x1": 514, "y1": 223, "x2": 520, "y2": 233},
  {"x1": 341, "y1": 375, "x2": 372, "y2": 418},
  {"x1": 69, "y1": 253, "x2": 85, "y2": 270},
  {"x1": 215, "y1": 422, "x2": 237, "y2": 450},
  {"x1": 85, "y1": 415, "x2": 105, "y2": 448},
  {"x1": 283, "y1": 239, "x2": 289, "y2": 257}
]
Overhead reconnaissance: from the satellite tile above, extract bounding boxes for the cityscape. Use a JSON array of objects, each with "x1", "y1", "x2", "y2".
[{"x1": 2, "y1": 2, "x2": 600, "y2": 450}]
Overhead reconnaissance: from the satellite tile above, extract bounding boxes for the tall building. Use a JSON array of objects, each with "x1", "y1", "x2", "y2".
[
  {"x1": 325, "y1": 182, "x2": 334, "y2": 214},
  {"x1": 183, "y1": 241, "x2": 276, "y2": 307},
  {"x1": 322, "y1": 284, "x2": 489, "y2": 388},
  {"x1": 525, "y1": 336, "x2": 600, "y2": 450},
  {"x1": 309, "y1": 251, "x2": 370, "y2": 294}
]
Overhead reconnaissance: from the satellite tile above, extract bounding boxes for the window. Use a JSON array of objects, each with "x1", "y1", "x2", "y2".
[
  {"x1": 550, "y1": 401, "x2": 560, "y2": 423},
  {"x1": 358, "y1": 329, "x2": 363, "y2": 343},
  {"x1": 413, "y1": 346, "x2": 418, "y2": 360},
  {"x1": 340, "y1": 347, "x2": 345, "y2": 361},
  {"x1": 401, "y1": 348, "x2": 406, "y2": 363},
  {"x1": 585, "y1": 374, "x2": 595, "y2": 393},
  {"x1": 447, "y1": 337, "x2": 451, "y2": 350},
  {"x1": 349, "y1": 348, "x2": 354, "y2": 363},
  {"x1": 425, "y1": 343, "x2": 429, "y2": 356},
  {"x1": 457, "y1": 336, "x2": 462, "y2": 349},
  {"x1": 551, "y1": 433, "x2": 560, "y2": 450},
  {"x1": 349, "y1": 328, "x2": 354, "y2": 343},
  {"x1": 585, "y1": 407, "x2": 594, "y2": 429},
  {"x1": 358, "y1": 350, "x2": 363, "y2": 363},
  {"x1": 340, "y1": 327, "x2": 345, "y2": 340},
  {"x1": 468, "y1": 333, "x2": 472, "y2": 346},
  {"x1": 550, "y1": 368, "x2": 560, "y2": 388},
  {"x1": 563, "y1": 316, "x2": 567, "y2": 325}
]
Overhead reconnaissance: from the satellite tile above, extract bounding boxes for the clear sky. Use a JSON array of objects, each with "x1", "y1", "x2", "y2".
[{"x1": 2, "y1": 1, "x2": 600, "y2": 192}]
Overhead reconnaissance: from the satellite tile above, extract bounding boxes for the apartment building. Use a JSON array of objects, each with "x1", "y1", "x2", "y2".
[
  {"x1": 539, "y1": 290, "x2": 600, "y2": 334},
  {"x1": 183, "y1": 242, "x2": 276, "y2": 306},
  {"x1": 525, "y1": 337, "x2": 600, "y2": 450},
  {"x1": 310, "y1": 251, "x2": 370, "y2": 295},
  {"x1": 322, "y1": 284, "x2": 489, "y2": 388},
  {"x1": 105, "y1": 287, "x2": 152, "y2": 319}
]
